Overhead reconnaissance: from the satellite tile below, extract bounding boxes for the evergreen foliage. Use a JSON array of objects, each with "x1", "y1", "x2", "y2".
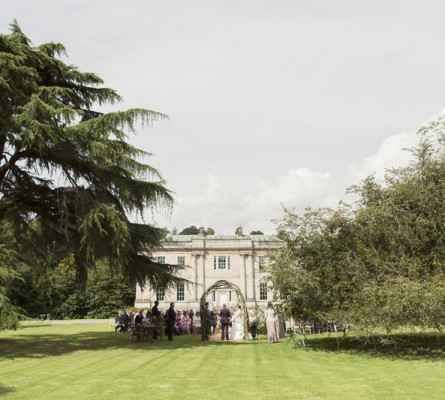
[{"x1": 0, "y1": 22, "x2": 180, "y2": 329}]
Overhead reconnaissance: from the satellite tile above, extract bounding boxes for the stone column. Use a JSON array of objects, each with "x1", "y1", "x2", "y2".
[
  {"x1": 247, "y1": 254, "x2": 256, "y2": 301},
  {"x1": 250, "y1": 254, "x2": 256, "y2": 302},
  {"x1": 201, "y1": 254, "x2": 206, "y2": 299},
  {"x1": 192, "y1": 254, "x2": 199, "y2": 301},
  {"x1": 240, "y1": 254, "x2": 247, "y2": 299}
]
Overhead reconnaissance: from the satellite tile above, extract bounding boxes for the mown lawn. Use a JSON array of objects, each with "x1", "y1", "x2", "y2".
[{"x1": 0, "y1": 322, "x2": 443, "y2": 399}]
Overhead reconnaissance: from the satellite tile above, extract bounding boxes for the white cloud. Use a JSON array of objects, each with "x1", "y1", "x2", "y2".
[
  {"x1": 154, "y1": 168, "x2": 339, "y2": 234},
  {"x1": 346, "y1": 131, "x2": 418, "y2": 183},
  {"x1": 152, "y1": 130, "x2": 424, "y2": 234}
]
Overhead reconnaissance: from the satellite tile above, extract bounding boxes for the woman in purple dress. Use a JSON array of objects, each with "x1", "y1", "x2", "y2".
[{"x1": 175, "y1": 311, "x2": 183, "y2": 335}]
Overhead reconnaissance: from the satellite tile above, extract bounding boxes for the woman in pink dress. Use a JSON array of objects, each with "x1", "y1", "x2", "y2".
[
  {"x1": 181, "y1": 311, "x2": 191, "y2": 335},
  {"x1": 266, "y1": 302, "x2": 278, "y2": 343},
  {"x1": 192, "y1": 311, "x2": 201, "y2": 334}
]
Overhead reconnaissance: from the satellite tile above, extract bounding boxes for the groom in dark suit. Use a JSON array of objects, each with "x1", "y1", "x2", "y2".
[{"x1": 219, "y1": 303, "x2": 231, "y2": 341}]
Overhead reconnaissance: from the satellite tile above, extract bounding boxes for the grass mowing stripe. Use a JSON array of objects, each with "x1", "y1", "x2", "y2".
[{"x1": 1, "y1": 324, "x2": 443, "y2": 400}]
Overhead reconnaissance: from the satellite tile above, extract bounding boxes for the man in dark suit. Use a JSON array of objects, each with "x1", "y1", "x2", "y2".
[
  {"x1": 167, "y1": 302, "x2": 176, "y2": 341},
  {"x1": 204, "y1": 302, "x2": 212, "y2": 340},
  {"x1": 134, "y1": 310, "x2": 144, "y2": 325},
  {"x1": 219, "y1": 303, "x2": 231, "y2": 340},
  {"x1": 151, "y1": 300, "x2": 160, "y2": 339},
  {"x1": 123, "y1": 309, "x2": 131, "y2": 332}
]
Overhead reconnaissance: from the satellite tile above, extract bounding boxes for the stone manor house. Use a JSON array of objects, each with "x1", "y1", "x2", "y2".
[{"x1": 135, "y1": 226, "x2": 281, "y2": 310}]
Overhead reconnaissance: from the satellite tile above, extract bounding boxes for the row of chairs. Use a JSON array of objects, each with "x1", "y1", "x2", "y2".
[
  {"x1": 286, "y1": 320, "x2": 347, "y2": 335},
  {"x1": 130, "y1": 324, "x2": 165, "y2": 343}
]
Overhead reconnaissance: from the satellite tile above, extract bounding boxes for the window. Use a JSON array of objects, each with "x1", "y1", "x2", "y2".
[
  {"x1": 260, "y1": 282, "x2": 268, "y2": 301},
  {"x1": 157, "y1": 256, "x2": 165, "y2": 264},
  {"x1": 156, "y1": 288, "x2": 165, "y2": 302},
  {"x1": 177, "y1": 256, "x2": 185, "y2": 270},
  {"x1": 177, "y1": 282, "x2": 185, "y2": 301},
  {"x1": 213, "y1": 256, "x2": 231, "y2": 270},
  {"x1": 259, "y1": 256, "x2": 267, "y2": 271}
]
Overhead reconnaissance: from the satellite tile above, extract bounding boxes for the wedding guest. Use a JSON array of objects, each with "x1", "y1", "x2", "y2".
[
  {"x1": 182, "y1": 311, "x2": 191, "y2": 334},
  {"x1": 114, "y1": 310, "x2": 125, "y2": 332},
  {"x1": 192, "y1": 311, "x2": 201, "y2": 334},
  {"x1": 167, "y1": 302, "x2": 176, "y2": 341},
  {"x1": 219, "y1": 304, "x2": 231, "y2": 340},
  {"x1": 151, "y1": 301, "x2": 160, "y2": 339},
  {"x1": 211, "y1": 310, "x2": 218, "y2": 334},
  {"x1": 142, "y1": 310, "x2": 150, "y2": 324},
  {"x1": 266, "y1": 302, "x2": 278, "y2": 343},
  {"x1": 175, "y1": 311, "x2": 183, "y2": 335},
  {"x1": 204, "y1": 302, "x2": 212, "y2": 340},
  {"x1": 123, "y1": 309, "x2": 131, "y2": 332},
  {"x1": 134, "y1": 310, "x2": 144, "y2": 326},
  {"x1": 152, "y1": 301, "x2": 160, "y2": 318}
]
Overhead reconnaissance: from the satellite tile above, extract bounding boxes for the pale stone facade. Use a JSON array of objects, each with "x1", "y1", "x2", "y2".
[{"x1": 135, "y1": 226, "x2": 281, "y2": 311}]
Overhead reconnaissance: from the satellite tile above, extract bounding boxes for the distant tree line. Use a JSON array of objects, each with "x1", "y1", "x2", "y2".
[
  {"x1": 164, "y1": 226, "x2": 266, "y2": 236},
  {"x1": 7, "y1": 257, "x2": 135, "y2": 319}
]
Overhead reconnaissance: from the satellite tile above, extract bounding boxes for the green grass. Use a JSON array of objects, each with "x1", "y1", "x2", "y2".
[{"x1": 0, "y1": 323, "x2": 444, "y2": 400}]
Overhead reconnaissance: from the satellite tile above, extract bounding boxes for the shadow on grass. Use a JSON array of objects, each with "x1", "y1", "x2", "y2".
[
  {"x1": 0, "y1": 328, "x2": 252, "y2": 360},
  {"x1": 290, "y1": 331, "x2": 445, "y2": 361},
  {"x1": 2, "y1": 324, "x2": 443, "y2": 362},
  {"x1": 0, "y1": 383, "x2": 16, "y2": 396}
]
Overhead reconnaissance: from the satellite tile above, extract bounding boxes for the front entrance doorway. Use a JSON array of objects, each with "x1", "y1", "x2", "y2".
[{"x1": 219, "y1": 293, "x2": 227, "y2": 307}]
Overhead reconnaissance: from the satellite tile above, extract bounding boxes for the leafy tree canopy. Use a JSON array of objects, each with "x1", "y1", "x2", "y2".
[
  {"x1": 0, "y1": 22, "x2": 180, "y2": 328},
  {"x1": 267, "y1": 115, "x2": 445, "y2": 338},
  {"x1": 249, "y1": 230, "x2": 263, "y2": 235}
]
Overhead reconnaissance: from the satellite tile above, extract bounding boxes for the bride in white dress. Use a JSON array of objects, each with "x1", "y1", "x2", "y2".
[{"x1": 229, "y1": 304, "x2": 244, "y2": 340}]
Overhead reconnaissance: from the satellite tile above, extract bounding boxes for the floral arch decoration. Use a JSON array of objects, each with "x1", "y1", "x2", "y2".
[{"x1": 200, "y1": 280, "x2": 249, "y2": 341}]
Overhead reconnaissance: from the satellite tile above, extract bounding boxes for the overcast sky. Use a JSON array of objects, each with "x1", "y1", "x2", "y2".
[{"x1": 3, "y1": 1, "x2": 445, "y2": 234}]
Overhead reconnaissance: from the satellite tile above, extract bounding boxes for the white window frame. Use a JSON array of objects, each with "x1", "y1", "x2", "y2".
[
  {"x1": 259, "y1": 282, "x2": 268, "y2": 301},
  {"x1": 156, "y1": 288, "x2": 165, "y2": 302},
  {"x1": 259, "y1": 256, "x2": 267, "y2": 271},
  {"x1": 213, "y1": 256, "x2": 231, "y2": 270},
  {"x1": 177, "y1": 282, "x2": 185, "y2": 302},
  {"x1": 177, "y1": 256, "x2": 185, "y2": 270},
  {"x1": 157, "y1": 256, "x2": 165, "y2": 264}
]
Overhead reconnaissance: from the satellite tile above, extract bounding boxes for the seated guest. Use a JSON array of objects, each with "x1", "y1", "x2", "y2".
[
  {"x1": 134, "y1": 310, "x2": 144, "y2": 326},
  {"x1": 123, "y1": 309, "x2": 131, "y2": 332},
  {"x1": 175, "y1": 311, "x2": 183, "y2": 335},
  {"x1": 115, "y1": 310, "x2": 125, "y2": 332},
  {"x1": 143, "y1": 310, "x2": 152, "y2": 325},
  {"x1": 182, "y1": 311, "x2": 191, "y2": 334},
  {"x1": 192, "y1": 312, "x2": 201, "y2": 334}
]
